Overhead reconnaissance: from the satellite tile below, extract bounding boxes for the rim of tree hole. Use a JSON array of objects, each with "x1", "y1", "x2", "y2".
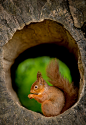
[{"x1": 3, "y1": 19, "x2": 83, "y2": 114}]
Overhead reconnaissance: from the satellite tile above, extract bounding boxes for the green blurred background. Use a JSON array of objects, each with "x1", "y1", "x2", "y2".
[{"x1": 15, "y1": 56, "x2": 72, "y2": 114}]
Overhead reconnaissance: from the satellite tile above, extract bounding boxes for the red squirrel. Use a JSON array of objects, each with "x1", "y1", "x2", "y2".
[{"x1": 28, "y1": 59, "x2": 78, "y2": 117}]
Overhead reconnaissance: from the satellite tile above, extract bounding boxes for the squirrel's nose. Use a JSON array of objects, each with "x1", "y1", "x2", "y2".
[{"x1": 30, "y1": 89, "x2": 33, "y2": 93}]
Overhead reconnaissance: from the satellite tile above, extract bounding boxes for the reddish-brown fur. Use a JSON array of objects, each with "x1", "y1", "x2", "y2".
[
  {"x1": 46, "y1": 59, "x2": 78, "y2": 113},
  {"x1": 28, "y1": 59, "x2": 78, "y2": 117}
]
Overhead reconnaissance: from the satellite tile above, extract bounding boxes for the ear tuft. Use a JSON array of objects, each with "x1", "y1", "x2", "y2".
[
  {"x1": 37, "y1": 71, "x2": 45, "y2": 85},
  {"x1": 37, "y1": 71, "x2": 42, "y2": 80}
]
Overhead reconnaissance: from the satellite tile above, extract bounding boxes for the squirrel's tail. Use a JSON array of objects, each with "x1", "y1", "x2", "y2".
[{"x1": 46, "y1": 59, "x2": 78, "y2": 113}]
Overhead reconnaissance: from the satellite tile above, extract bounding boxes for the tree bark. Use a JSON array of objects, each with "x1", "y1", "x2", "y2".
[{"x1": 0, "y1": 0, "x2": 86, "y2": 125}]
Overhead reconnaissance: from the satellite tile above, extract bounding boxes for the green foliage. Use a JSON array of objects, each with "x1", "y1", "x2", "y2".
[{"x1": 15, "y1": 56, "x2": 72, "y2": 113}]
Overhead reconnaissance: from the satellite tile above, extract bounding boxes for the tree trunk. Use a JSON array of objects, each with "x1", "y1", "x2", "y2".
[{"x1": 0, "y1": 0, "x2": 86, "y2": 125}]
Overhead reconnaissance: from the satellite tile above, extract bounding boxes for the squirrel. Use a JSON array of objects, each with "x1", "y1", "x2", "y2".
[{"x1": 28, "y1": 59, "x2": 78, "y2": 117}]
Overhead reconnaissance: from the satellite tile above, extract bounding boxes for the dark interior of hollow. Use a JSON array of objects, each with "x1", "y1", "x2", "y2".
[{"x1": 11, "y1": 43, "x2": 80, "y2": 92}]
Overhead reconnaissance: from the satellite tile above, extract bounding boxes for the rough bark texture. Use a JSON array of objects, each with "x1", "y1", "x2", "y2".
[
  {"x1": 68, "y1": 0, "x2": 86, "y2": 28},
  {"x1": 0, "y1": 0, "x2": 86, "y2": 125}
]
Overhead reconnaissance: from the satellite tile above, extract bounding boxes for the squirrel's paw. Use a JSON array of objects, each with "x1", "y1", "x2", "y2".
[{"x1": 28, "y1": 94, "x2": 33, "y2": 99}]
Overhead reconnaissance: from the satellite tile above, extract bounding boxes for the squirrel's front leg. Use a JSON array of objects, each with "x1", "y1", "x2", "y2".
[
  {"x1": 28, "y1": 94, "x2": 46, "y2": 103},
  {"x1": 28, "y1": 94, "x2": 34, "y2": 99}
]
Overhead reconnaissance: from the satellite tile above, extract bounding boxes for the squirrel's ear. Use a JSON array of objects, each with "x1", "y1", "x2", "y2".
[
  {"x1": 37, "y1": 71, "x2": 42, "y2": 80},
  {"x1": 37, "y1": 71, "x2": 45, "y2": 84}
]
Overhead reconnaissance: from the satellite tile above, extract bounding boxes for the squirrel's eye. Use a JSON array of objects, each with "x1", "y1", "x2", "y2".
[{"x1": 34, "y1": 85, "x2": 38, "y2": 89}]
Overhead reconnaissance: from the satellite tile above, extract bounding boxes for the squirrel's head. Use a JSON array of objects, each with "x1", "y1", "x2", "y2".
[{"x1": 30, "y1": 72, "x2": 46, "y2": 95}]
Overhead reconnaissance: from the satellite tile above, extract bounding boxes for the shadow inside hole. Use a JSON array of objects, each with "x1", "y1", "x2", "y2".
[{"x1": 11, "y1": 43, "x2": 79, "y2": 93}]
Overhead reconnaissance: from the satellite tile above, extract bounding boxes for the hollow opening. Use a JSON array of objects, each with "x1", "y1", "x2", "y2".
[
  {"x1": 3, "y1": 19, "x2": 81, "y2": 115},
  {"x1": 11, "y1": 43, "x2": 79, "y2": 91}
]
